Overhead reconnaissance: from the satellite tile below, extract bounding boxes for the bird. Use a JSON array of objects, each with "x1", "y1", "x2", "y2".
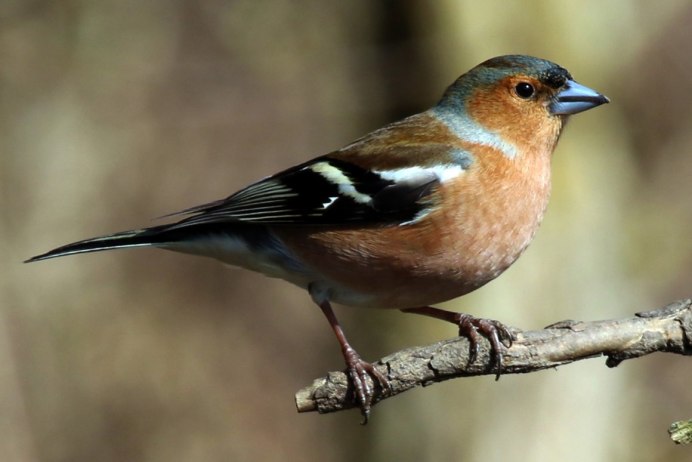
[{"x1": 26, "y1": 55, "x2": 609, "y2": 422}]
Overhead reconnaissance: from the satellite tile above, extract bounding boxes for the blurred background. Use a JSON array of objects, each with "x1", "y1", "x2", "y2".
[{"x1": 2, "y1": 1, "x2": 691, "y2": 461}]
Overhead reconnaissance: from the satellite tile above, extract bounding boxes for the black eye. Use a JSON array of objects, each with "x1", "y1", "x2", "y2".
[{"x1": 515, "y1": 82, "x2": 535, "y2": 99}]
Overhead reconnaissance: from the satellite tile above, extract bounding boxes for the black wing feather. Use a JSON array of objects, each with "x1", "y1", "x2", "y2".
[{"x1": 168, "y1": 156, "x2": 439, "y2": 228}]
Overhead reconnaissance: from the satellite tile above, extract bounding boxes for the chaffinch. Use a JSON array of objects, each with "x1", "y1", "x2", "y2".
[{"x1": 27, "y1": 55, "x2": 608, "y2": 421}]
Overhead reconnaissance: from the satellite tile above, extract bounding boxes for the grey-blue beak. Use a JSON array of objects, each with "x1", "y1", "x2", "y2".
[{"x1": 550, "y1": 80, "x2": 609, "y2": 115}]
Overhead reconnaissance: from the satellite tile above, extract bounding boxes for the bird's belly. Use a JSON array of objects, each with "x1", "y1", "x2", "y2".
[
  {"x1": 273, "y1": 177, "x2": 550, "y2": 309},
  {"x1": 273, "y1": 217, "x2": 543, "y2": 309},
  {"x1": 160, "y1": 230, "x2": 316, "y2": 289}
]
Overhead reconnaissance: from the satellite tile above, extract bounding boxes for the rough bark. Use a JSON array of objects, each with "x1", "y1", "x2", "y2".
[{"x1": 296, "y1": 299, "x2": 692, "y2": 435}]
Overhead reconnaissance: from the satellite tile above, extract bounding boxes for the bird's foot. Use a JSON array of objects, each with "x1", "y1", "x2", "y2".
[
  {"x1": 342, "y1": 346, "x2": 390, "y2": 424},
  {"x1": 454, "y1": 313, "x2": 515, "y2": 379}
]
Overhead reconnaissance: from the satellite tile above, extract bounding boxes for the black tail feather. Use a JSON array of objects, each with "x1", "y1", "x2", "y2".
[
  {"x1": 24, "y1": 227, "x2": 167, "y2": 263},
  {"x1": 25, "y1": 221, "x2": 272, "y2": 264}
]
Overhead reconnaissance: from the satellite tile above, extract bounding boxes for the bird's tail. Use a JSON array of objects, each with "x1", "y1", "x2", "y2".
[{"x1": 24, "y1": 227, "x2": 169, "y2": 263}]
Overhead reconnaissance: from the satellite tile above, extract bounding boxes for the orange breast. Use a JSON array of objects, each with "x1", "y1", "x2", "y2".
[{"x1": 273, "y1": 143, "x2": 553, "y2": 309}]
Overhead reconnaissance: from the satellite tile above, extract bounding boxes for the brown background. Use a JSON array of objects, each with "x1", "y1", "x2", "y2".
[{"x1": 2, "y1": 1, "x2": 691, "y2": 461}]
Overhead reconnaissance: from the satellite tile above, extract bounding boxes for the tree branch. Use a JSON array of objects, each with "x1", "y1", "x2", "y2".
[
  {"x1": 295, "y1": 299, "x2": 692, "y2": 420},
  {"x1": 669, "y1": 419, "x2": 692, "y2": 445}
]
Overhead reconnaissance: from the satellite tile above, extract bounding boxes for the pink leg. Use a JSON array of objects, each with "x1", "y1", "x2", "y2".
[
  {"x1": 313, "y1": 293, "x2": 390, "y2": 423},
  {"x1": 401, "y1": 306, "x2": 515, "y2": 379}
]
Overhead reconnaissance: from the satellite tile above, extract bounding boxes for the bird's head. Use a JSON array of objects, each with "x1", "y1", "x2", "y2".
[{"x1": 436, "y1": 55, "x2": 609, "y2": 157}]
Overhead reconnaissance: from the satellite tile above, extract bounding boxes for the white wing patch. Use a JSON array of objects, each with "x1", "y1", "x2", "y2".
[
  {"x1": 375, "y1": 164, "x2": 464, "y2": 226},
  {"x1": 309, "y1": 162, "x2": 373, "y2": 204},
  {"x1": 322, "y1": 196, "x2": 338, "y2": 209},
  {"x1": 375, "y1": 164, "x2": 464, "y2": 183}
]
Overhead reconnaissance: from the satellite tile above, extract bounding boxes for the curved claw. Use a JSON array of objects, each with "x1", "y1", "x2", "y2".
[
  {"x1": 343, "y1": 346, "x2": 391, "y2": 424},
  {"x1": 401, "y1": 306, "x2": 516, "y2": 379},
  {"x1": 456, "y1": 314, "x2": 516, "y2": 379},
  {"x1": 312, "y1": 293, "x2": 391, "y2": 422}
]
